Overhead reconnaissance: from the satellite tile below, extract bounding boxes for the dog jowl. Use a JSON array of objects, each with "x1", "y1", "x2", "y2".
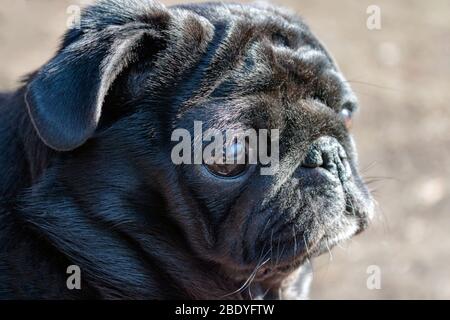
[{"x1": 0, "y1": 0, "x2": 374, "y2": 299}]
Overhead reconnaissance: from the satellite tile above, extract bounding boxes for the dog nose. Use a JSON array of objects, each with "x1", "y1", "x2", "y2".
[{"x1": 301, "y1": 136, "x2": 351, "y2": 182}]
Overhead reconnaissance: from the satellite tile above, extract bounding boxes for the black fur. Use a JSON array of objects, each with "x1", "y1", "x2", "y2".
[{"x1": 0, "y1": 0, "x2": 372, "y2": 299}]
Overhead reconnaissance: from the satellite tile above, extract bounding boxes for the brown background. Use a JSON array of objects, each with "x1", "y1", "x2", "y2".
[{"x1": 1, "y1": 0, "x2": 449, "y2": 299}]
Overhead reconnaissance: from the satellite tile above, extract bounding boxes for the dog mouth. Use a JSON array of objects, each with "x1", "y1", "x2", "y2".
[{"x1": 229, "y1": 182, "x2": 374, "y2": 285}]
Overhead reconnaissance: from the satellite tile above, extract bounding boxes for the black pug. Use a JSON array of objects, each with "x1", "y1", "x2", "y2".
[{"x1": 0, "y1": 0, "x2": 373, "y2": 299}]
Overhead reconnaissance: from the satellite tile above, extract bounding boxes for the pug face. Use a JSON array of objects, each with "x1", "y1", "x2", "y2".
[
  {"x1": 22, "y1": 1, "x2": 373, "y2": 299},
  {"x1": 166, "y1": 3, "x2": 374, "y2": 290}
]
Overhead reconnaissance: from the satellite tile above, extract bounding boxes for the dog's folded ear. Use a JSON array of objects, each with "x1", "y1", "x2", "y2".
[{"x1": 25, "y1": 9, "x2": 167, "y2": 151}]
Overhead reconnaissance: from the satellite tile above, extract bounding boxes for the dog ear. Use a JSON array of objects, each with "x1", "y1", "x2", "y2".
[{"x1": 25, "y1": 24, "x2": 164, "y2": 151}]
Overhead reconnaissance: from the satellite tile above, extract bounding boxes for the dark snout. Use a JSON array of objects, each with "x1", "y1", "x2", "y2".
[
  {"x1": 300, "y1": 136, "x2": 352, "y2": 184},
  {"x1": 239, "y1": 136, "x2": 373, "y2": 278}
]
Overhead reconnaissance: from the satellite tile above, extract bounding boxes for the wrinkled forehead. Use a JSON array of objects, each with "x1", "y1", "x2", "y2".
[{"x1": 169, "y1": 3, "x2": 357, "y2": 118}]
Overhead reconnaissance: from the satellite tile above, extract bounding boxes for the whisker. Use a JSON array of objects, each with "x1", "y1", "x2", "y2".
[
  {"x1": 344, "y1": 79, "x2": 402, "y2": 92},
  {"x1": 275, "y1": 237, "x2": 282, "y2": 267},
  {"x1": 270, "y1": 229, "x2": 274, "y2": 267},
  {"x1": 363, "y1": 175, "x2": 396, "y2": 182},
  {"x1": 261, "y1": 286, "x2": 272, "y2": 300},
  {"x1": 325, "y1": 239, "x2": 333, "y2": 262},
  {"x1": 303, "y1": 233, "x2": 311, "y2": 259},
  {"x1": 360, "y1": 161, "x2": 379, "y2": 174},
  {"x1": 221, "y1": 251, "x2": 271, "y2": 298},
  {"x1": 292, "y1": 225, "x2": 298, "y2": 257}
]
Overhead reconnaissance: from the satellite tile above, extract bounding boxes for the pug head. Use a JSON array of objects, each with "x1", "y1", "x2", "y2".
[{"x1": 25, "y1": 0, "x2": 373, "y2": 298}]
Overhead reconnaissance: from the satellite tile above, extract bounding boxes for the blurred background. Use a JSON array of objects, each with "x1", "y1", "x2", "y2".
[{"x1": 1, "y1": 0, "x2": 449, "y2": 299}]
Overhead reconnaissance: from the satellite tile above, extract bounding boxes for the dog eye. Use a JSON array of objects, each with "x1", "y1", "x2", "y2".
[
  {"x1": 340, "y1": 108, "x2": 353, "y2": 129},
  {"x1": 204, "y1": 140, "x2": 248, "y2": 177}
]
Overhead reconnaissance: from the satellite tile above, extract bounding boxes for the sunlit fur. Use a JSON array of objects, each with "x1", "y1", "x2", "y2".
[{"x1": 0, "y1": 0, "x2": 372, "y2": 299}]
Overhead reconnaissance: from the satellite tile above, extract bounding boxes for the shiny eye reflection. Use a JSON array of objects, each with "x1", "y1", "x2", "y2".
[
  {"x1": 340, "y1": 108, "x2": 353, "y2": 129},
  {"x1": 204, "y1": 140, "x2": 248, "y2": 177}
]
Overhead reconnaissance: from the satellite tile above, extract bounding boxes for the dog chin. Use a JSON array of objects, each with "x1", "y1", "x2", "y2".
[
  {"x1": 310, "y1": 216, "x2": 363, "y2": 256},
  {"x1": 246, "y1": 221, "x2": 361, "y2": 288},
  {"x1": 233, "y1": 197, "x2": 372, "y2": 284}
]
